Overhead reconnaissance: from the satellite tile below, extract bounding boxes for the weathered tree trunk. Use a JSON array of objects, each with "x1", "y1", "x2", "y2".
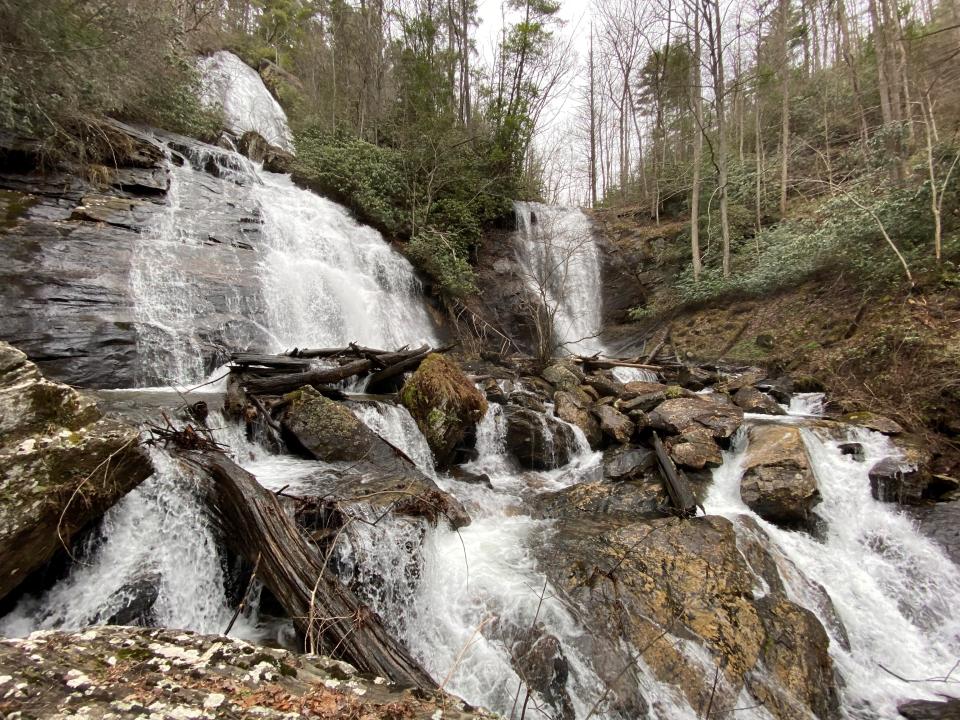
[
  {"x1": 183, "y1": 449, "x2": 437, "y2": 689},
  {"x1": 243, "y1": 359, "x2": 373, "y2": 395},
  {"x1": 651, "y1": 431, "x2": 697, "y2": 516}
]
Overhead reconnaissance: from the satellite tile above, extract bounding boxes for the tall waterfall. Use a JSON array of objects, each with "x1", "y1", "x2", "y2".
[{"x1": 513, "y1": 202, "x2": 605, "y2": 356}]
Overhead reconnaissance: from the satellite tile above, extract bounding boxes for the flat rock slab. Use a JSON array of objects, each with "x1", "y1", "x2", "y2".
[{"x1": 0, "y1": 627, "x2": 491, "y2": 719}]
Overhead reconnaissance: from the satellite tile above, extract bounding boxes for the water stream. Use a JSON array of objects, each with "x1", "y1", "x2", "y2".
[{"x1": 2, "y1": 50, "x2": 957, "y2": 720}]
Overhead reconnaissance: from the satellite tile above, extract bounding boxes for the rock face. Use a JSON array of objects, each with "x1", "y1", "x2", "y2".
[
  {"x1": 282, "y1": 386, "x2": 470, "y2": 529},
  {"x1": 593, "y1": 404, "x2": 635, "y2": 444},
  {"x1": 536, "y1": 515, "x2": 840, "y2": 720},
  {"x1": 648, "y1": 396, "x2": 744, "y2": 440},
  {"x1": 504, "y1": 405, "x2": 575, "y2": 469},
  {"x1": 400, "y1": 354, "x2": 487, "y2": 469},
  {"x1": 740, "y1": 424, "x2": 821, "y2": 525},
  {"x1": 554, "y1": 390, "x2": 601, "y2": 448},
  {"x1": 0, "y1": 342, "x2": 152, "y2": 602},
  {"x1": 907, "y1": 501, "x2": 960, "y2": 565},
  {"x1": 733, "y1": 386, "x2": 786, "y2": 415},
  {"x1": 0, "y1": 626, "x2": 491, "y2": 720},
  {"x1": 0, "y1": 125, "x2": 270, "y2": 388}
]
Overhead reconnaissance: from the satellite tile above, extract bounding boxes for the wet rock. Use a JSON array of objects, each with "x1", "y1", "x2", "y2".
[
  {"x1": 450, "y1": 465, "x2": 494, "y2": 489},
  {"x1": 400, "y1": 354, "x2": 487, "y2": 469},
  {"x1": 583, "y1": 372, "x2": 625, "y2": 398},
  {"x1": 542, "y1": 363, "x2": 582, "y2": 391},
  {"x1": 508, "y1": 389, "x2": 546, "y2": 412},
  {"x1": 842, "y1": 411, "x2": 903, "y2": 434},
  {"x1": 719, "y1": 367, "x2": 767, "y2": 392},
  {"x1": 95, "y1": 572, "x2": 161, "y2": 626},
  {"x1": 733, "y1": 386, "x2": 786, "y2": 415},
  {"x1": 554, "y1": 390, "x2": 601, "y2": 448},
  {"x1": 263, "y1": 147, "x2": 294, "y2": 173},
  {"x1": 592, "y1": 404, "x2": 634, "y2": 444},
  {"x1": 504, "y1": 406, "x2": 574, "y2": 470},
  {"x1": 898, "y1": 698, "x2": 960, "y2": 719},
  {"x1": 537, "y1": 515, "x2": 840, "y2": 720},
  {"x1": 838, "y1": 442, "x2": 865, "y2": 461},
  {"x1": 532, "y1": 479, "x2": 669, "y2": 524},
  {"x1": 757, "y1": 376, "x2": 794, "y2": 404},
  {"x1": 617, "y1": 385, "x2": 667, "y2": 413},
  {"x1": 238, "y1": 130, "x2": 271, "y2": 162},
  {"x1": 647, "y1": 396, "x2": 744, "y2": 440},
  {"x1": 510, "y1": 625, "x2": 574, "y2": 720},
  {"x1": 0, "y1": 626, "x2": 492, "y2": 719},
  {"x1": 908, "y1": 501, "x2": 960, "y2": 565},
  {"x1": 740, "y1": 424, "x2": 821, "y2": 525},
  {"x1": 481, "y1": 377, "x2": 508, "y2": 404},
  {"x1": 868, "y1": 434, "x2": 938, "y2": 504},
  {"x1": 676, "y1": 365, "x2": 717, "y2": 391},
  {"x1": 665, "y1": 427, "x2": 723, "y2": 470},
  {"x1": 0, "y1": 342, "x2": 152, "y2": 602},
  {"x1": 603, "y1": 446, "x2": 656, "y2": 482}
]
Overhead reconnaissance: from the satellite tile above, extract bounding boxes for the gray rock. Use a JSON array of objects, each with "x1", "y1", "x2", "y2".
[
  {"x1": 592, "y1": 404, "x2": 634, "y2": 444},
  {"x1": 504, "y1": 406, "x2": 574, "y2": 470},
  {"x1": 648, "y1": 396, "x2": 744, "y2": 440},
  {"x1": 554, "y1": 390, "x2": 601, "y2": 448},
  {"x1": 898, "y1": 698, "x2": 960, "y2": 720},
  {"x1": 603, "y1": 446, "x2": 656, "y2": 482},
  {"x1": 733, "y1": 386, "x2": 786, "y2": 415},
  {"x1": 542, "y1": 363, "x2": 582, "y2": 391}
]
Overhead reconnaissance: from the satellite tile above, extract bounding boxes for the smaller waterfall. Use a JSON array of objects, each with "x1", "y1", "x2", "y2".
[
  {"x1": 513, "y1": 202, "x2": 604, "y2": 356},
  {"x1": 197, "y1": 51, "x2": 294, "y2": 152},
  {"x1": 704, "y1": 417, "x2": 960, "y2": 717},
  {"x1": 352, "y1": 401, "x2": 437, "y2": 477}
]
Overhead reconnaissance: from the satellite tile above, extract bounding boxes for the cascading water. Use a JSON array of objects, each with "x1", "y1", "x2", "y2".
[
  {"x1": 705, "y1": 413, "x2": 960, "y2": 718},
  {"x1": 513, "y1": 202, "x2": 605, "y2": 355},
  {"x1": 198, "y1": 50, "x2": 295, "y2": 153}
]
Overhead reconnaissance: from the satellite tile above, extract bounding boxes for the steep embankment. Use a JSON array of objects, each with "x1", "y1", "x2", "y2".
[{"x1": 594, "y1": 208, "x2": 960, "y2": 476}]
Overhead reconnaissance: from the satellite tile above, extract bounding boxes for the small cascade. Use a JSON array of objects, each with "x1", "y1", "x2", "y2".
[
  {"x1": 0, "y1": 448, "x2": 257, "y2": 640},
  {"x1": 352, "y1": 401, "x2": 437, "y2": 477},
  {"x1": 610, "y1": 366, "x2": 659, "y2": 384},
  {"x1": 197, "y1": 50, "x2": 294, "y2": 152},
  {"x1": 513, "y1": 202, "x2": 604, "y2": 355},
  {"x1": 705, "y1": 417, "x2": 960, "y2": 717}
]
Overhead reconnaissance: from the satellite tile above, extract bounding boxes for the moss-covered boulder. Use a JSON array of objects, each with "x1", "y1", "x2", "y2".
[
  {"x1": 0, "y1": 342, "x2": 152, "y2": 603},
  {"x1": 400, "y1": 354, "x2": 487, "y2": 468},
  {"x1": 282, "y1": 386, "x2": 392, "y2": 463}
]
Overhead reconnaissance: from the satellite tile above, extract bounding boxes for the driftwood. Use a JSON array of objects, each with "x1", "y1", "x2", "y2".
[
  {"x1": 365, "y1": 349, "x2": 432, "y2": 392},
  {"x1": 572, "y1": 355, "x2": 661, "y2": 372},
  {"x1": 242, "y1": 358, "x2": 373, "y2": 395},
  {"x1": 651, "y1": 431, "x2": 697, "y2": 517},
  {"x1": 182, "y1": 449, "x2": 436, "y2": 689},
  {"x1": 230, "y1": 353, "x2": 313, "y2": 371}
]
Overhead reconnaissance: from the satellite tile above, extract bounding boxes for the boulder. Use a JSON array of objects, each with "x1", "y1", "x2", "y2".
[
  {"x1": 238, "y1": 130, "x2": 271, "y2": 162},
  {"x1": 603, "y1": 446, "x2": 656, "y2": 482},
  {"x1": 536, "y1": 515, "x2": 840, "y2": 720},
  {"x1": 647, "y1": 396, "x2": 744, "y2": 440},
  {"x1": 263, "y1": 147, "x2": 294, "y2": 173},
  {"x1": 507, "y1": 389, "x2": 546, "y2": 412},
  {"x1": 400, "y1": 354, "x2": 487, "y2": 469},
  {"x1": 898, "y1": 698, "x2": 960, "y2": 720},
  {"x1": 757, "y1": 376, "x2": 794, "y2": 404},
  {"x1": 838, "y1": 442, "x2": 865, "y2": 461},
  {"x1": 481, "y1": 377, "x2": 508, "y2": 404},
  {"x1": 617, "y1": 386, "x2": 667, "y2": 413},
  {"x1": 719, "y1": 368, "x2": 767, "y2": 392},
  {"x1": 842, "y1": 411, "x2": 903, "y2": 434},
  {"x1": 504, "y1": 406, "x2": 575, "y2": 470},
  {"x1": 907, "y1": 501, "x2": 960, "y2": 566},
  {"x1": 666, "y1": 427, "x2": 724, "y2": 470},
  {"x1": 583, "y1": 373, "x2": 625, "y2": 398},
  {"x1": 740, "y1": 424, "x2": 821, "y2": 525},
  {"x1": 94, "y1": 572, "x2": 161, "y2": 626},
  {"x1": 509, "y1": 625, "x2": 574, "y2": 720},
  {"x1": 0, "y1": 626, "x2": 491, "y2": 720},
  {"x1": 450, "y1": 465, "x2": 494, "y2": 489},
  {"x1": 0, "y1": 343, "x2": 152, "y2": 603},
  {"x1": 532, "y1": 479, "x2": 669, "y2": 524},
  {"x1": 733, "y1": 386, "x2": 786, "y2": 415},
  {"x1": 542, "y1": 363, "x2": 582, "y2": 391},
  {"x1": 554, "y1": 390, "x2": 601, "y2": 448},
  {"x1": 592, "y1": 404, "x2": 635, "y2": 444},
  {"x1": 282, "y1": 387, "x2": 469, "y2": 529}
]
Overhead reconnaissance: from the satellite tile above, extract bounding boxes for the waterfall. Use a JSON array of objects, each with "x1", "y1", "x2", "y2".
[
  {"x1": 704, "y1": 413, "x2": 960, "y2": 717},
  {"x1": 513, "y1": 202, "x2": 604, "y2": 356},
  {"x1": 197, "y1": 50, "x2": 294, "y2": 152}
]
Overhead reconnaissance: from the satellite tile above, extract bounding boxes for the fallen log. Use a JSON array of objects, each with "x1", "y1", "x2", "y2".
[
  {"x1": 243, "y1": 358, "x2": 373, "y2": 395},
  {"x1": 230, "y1": 353, "x2": 313, "y2": 371},
  {"x1": 572, "y1": 356, "x2": 661, "y2": 371},
  {"x1": 651, "y1": 431, "x2": 697, "y2": 517},
  {"x1": 180, "y1": 449, "x2": 436, "y2": 689}
]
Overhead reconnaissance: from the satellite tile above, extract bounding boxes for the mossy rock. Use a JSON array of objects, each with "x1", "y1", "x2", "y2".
[
  {"x1": 283, "y1": 386, "x2": 384, "y2": 462},
  {"x1": 400, "y1": 354, "x2": 487, "y2": 468}
]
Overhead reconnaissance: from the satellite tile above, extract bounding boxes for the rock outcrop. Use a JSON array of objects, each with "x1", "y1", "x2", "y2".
[
  {"x1": 740, "y1": 424, "x2": 821, "y2": 525},
  {"x1": 536, "y1": 515, "x2": 840, "y2": 720},
  {"x1": 282, "y1": 386, "x2": 470, "y2": 529},
  {"x1": 0, "y1": 626, "x2": 491, "y2": 719},
  {"x1": 400, "y1": 354, "x2": 487, "y2": 468},
  {"x1": 0, "y1": 342, "x2": 152, "y2": 602}
]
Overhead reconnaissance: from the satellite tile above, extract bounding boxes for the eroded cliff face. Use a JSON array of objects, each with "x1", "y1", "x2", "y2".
[{"x1": 0, "y1": 125, "x2": 270, "y2": 388}]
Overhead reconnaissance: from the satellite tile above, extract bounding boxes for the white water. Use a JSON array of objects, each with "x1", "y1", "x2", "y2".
[
  {"x1": 705, "y1": 416, "x2": 960, "y2": 718},
  {"x1": 514, "y1": 202, "x2": 604, "y2": 356},
  {"x1": 198, "y1": 50, "x2": 295, "y2": 152}
]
